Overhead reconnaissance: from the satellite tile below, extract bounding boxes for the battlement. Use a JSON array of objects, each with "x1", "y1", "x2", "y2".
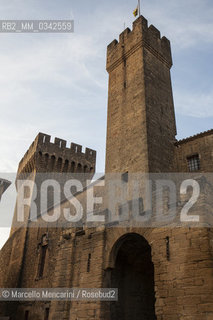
[
  {"x1": 18, "y1": 132, "x2": 96, "y2": 175},
  {"x1": 107, "y1": 15, "x2": 172, "y2": 72},
  {"x1": 36, "y1": 133, "x2": 96, "y2": 159}
]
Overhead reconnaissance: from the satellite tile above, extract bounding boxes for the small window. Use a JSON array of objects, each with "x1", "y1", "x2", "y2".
[
  {"x1": 87, "y1": 253, "x2": 91, "y2": 272},
  {"x1": 121, "y1": 171, "x2": 128, "y2": 183},
  {"x1": 187, "y1": 154, "x2": 200, "y2": 172},
  {"x1": 38, "y1": 234, "x2": 48, "y2": 278},
  {"x1": 38, "y1": 245, "x2": 47, "y2": 278}
]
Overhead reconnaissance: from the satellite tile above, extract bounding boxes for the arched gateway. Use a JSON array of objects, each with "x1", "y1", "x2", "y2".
[{"x1": 109, "y1": 233, "x2": 156, "y2": 320}]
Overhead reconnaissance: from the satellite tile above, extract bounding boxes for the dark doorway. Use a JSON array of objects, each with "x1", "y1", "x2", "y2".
[{"x1": 110, "y1": 233, "x2": 156, "y2": 320}]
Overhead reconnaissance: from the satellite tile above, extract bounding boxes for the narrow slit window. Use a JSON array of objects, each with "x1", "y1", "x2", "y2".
[
  {"x1": 87, "y1": 253, "x2": 91, "y2": 272},
  {"x1": 38, "y1": 234, "x2": 48, "y2": 278},
  {"x1": 39, "y1": 245, "x2": 47, "y2": 278}
]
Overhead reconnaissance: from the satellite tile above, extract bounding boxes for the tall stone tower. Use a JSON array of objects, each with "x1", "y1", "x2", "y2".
[{"x1": 105, "y1": 16, "x2": 176, "y2": 173}]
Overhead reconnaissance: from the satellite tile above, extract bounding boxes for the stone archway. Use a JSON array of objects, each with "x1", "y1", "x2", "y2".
[{"x1": 110, "y1": 233, "x2": 156, "y2": 320}]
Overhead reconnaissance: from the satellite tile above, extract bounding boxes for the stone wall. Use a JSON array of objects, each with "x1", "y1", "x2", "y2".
[{"x1": 174, "y1": 130, "x2": 213, "y2": 172}]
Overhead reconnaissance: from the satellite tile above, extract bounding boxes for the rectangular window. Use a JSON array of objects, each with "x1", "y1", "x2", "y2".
[{"x1": 187, "y1": 154, "x2": 200, "y2": 172}]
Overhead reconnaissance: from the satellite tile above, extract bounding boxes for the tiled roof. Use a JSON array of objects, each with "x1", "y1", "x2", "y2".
[{"x1": 175, "y1": 129, "x2": 213, "y2": 145}]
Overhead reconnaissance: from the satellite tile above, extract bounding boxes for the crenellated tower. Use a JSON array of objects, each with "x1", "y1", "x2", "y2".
[
  {"x1": 11, "y1": 133, "x2": 96, "y2": 232},
  {"x1": 17, "y1": 132, "x2": 96, "y2": 177},
  {"x1": 105, "y1": 15, "x2": 177, "y2": 173}
]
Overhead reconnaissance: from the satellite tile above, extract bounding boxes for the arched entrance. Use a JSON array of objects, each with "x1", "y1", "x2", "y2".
[{"x1": 110, "y1": 233, "x2": 156, "y2": 320}]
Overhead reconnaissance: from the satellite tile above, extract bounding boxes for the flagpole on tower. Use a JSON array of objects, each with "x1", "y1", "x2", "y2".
[{"x1": 133, "y1": 0, "x2": 141, "y2": 17}]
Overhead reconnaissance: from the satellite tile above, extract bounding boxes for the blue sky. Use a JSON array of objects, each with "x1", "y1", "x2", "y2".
[{"x1": 0, "y1": 0, "x2": 213, "y2": 247}]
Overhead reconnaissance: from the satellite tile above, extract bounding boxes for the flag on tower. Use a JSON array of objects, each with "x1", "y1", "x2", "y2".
[
  {"x1": 133, "y1": 0, "x2": 141, "y2": 17},
  {"x1": 133, "y1": 7, "x2": 138, "y2": 17}
]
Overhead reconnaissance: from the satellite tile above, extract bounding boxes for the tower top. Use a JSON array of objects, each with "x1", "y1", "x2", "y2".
[
  {"x1": 17, "y1": 132, "x2": 96, "y2": 176},
  {"x1": 107, "y1": 15, "x2": 172, "y2": 73},
  {"x1": 105, "y1": 15, "x2": 176, "y2": 173}
]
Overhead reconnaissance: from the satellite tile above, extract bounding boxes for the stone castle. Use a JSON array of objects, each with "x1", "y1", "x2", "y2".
[{"x1": 0, "y1": 15, "x2": 213, "y2": 320}]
